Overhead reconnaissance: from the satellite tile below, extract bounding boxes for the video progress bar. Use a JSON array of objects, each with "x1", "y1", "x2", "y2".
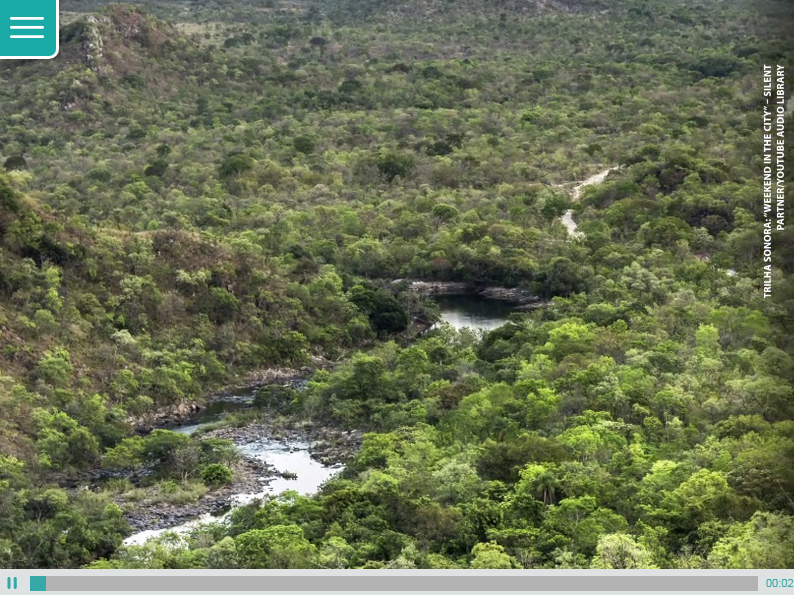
[{"x1": 37, "y1": 575, "x2": 758, "y2": 592}]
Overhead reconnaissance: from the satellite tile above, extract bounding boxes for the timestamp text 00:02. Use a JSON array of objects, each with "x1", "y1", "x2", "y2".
[{"x1": 766, "y1": 579, "x2": 794, "y2": 588}]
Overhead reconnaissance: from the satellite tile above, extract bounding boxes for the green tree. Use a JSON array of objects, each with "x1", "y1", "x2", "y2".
[
  {"x1": 235, "y1": 525, "x2": 317, "y2": 569},
  {"x1": 591, "y1": 533, "x2": 656, "y2": 569},
  {"x1": 707, "y1": 512, "x2": 794, "y2": 569},
  {"x1": 376, "y1": 152, "x2": 414, "y2": 183},
  {"x1": 470, "y1": 541, "x2": 517, "y2": 569}
]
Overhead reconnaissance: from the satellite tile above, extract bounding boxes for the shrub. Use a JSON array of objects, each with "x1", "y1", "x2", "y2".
[
  {"x1": 159, "y1": 480, "x2": 179, "y2": 494},
  {"x1": 293, "y1": 135, "x2": 316, "y2": 154},
  {"x1": 376, "y1": 152, "x2": 414, "y2": 183},
  {"x1": 254, "y1": 385, "x2": 297, "y2": 410},
  {"x1": 202, "y1": 463, "x2": 233, "y2": 487},
  {"x1": 3, "y1": 155, "x2": 27, "y2": 171},
  {"x1": 218, "y1": 152, "x2": 254, "y2": 179}
]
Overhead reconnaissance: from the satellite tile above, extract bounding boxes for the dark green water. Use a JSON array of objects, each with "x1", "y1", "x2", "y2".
[
  {"x1": 170, "y1": 398, "x2": 252, "y2": 435},
  {"x1": 434, "y1": 295, "x2": 515, "y2": 331}
]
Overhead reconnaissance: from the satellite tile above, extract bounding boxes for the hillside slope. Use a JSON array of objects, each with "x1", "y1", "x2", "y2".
[{"x1": 0, "y1": 0, "x2": 792, "y2": 571}]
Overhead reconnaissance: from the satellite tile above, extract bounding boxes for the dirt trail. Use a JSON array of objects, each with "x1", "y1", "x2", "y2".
[{"x1": 561, "y1": 166, "x2": 620, "y2": 237}]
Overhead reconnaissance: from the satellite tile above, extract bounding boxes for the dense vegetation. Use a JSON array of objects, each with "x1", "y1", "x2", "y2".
[{"x1": 1, "y1": 0, "x2": 793, "y2": 570}]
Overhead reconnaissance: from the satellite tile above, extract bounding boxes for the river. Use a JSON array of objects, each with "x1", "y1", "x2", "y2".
[
  {"x1": 123, "y1": 296, "x2": 514, "y2": 547},
  {"x1": 124, "y1": 410, "x2": 344, "y2": 546}
]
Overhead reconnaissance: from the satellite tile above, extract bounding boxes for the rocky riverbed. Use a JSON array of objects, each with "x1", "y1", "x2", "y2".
[
  {"x1": 120, "y1": 457, "x2": 273, "y2": 534},
  {"x1": 119, "y1": 412, "x2": 362, "y2": 540},
  {"x1": 201, "y1": 420, "x2": 363, "y2": 468}
]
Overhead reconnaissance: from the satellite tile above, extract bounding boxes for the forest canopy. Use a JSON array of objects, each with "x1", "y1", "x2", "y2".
[{"x1": 0, "y1": 0, "x2": 792, "y2": 571}]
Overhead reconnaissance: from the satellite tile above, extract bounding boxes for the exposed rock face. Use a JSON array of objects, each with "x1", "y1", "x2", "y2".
[
  {"x1": 399, "y1": 280, "x2": 469, "y2": 296},
  {"x1": 127, "y1": 402, "x2": 203, "y2": 434},
  {"x1": 232, "y1": 365, "x2": 319, "y2": 389},
  {"x1": 81, "y1": 15, "x2": 104, "y2": 73},
  {"x1": 478, "y1": 286, "x2": 548, "y2": 309},
  {"x1": 50, "y1": 4, "x2": 184, "y2": 113},
  {"x1": 396, "y1": 279, "x2": 547, "y2": 308}
]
